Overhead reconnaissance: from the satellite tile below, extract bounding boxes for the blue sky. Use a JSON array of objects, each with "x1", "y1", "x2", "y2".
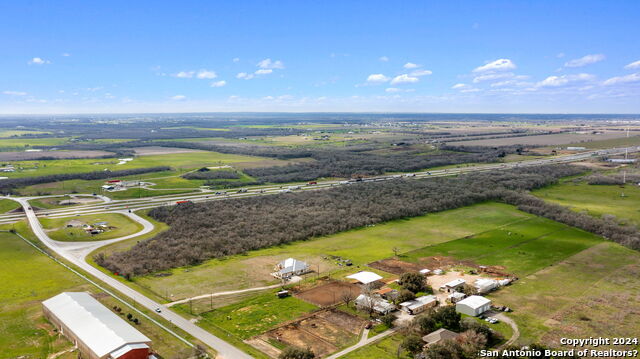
[{"x1": 1, "y1": 1, "x2": 639, "y2": 114}]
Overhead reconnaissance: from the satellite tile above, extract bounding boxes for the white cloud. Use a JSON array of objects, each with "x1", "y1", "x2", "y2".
[
  {"x1": 2, "y1": 90, "x2": 27, "y2": 96},
  {"x1": 211, "y1": 80, "x2": 227, "y2": 87},
  {"x1": 452, "y1": 83, "x2": 468, "y2": 89},
  {"x1": 255, "y1": 69, "x2": 273, "y2": 75},
  {"x1": 366, "y1": 74, "x2": 390, "y2": 84},
  {"x1": 379, "y1": 56, "x2": 389, "y2": 62},
  {"x1": 603, "y1": 73, "x2": 640, "y2": 86},
  {"x1": 236, "y1": 72, "x2": 254, "y2": 80},
  {"x1": 390, "y1": 74, "x2": 419, "y2": 85},
  {"x1": 385, "y1": 87, "x2": 415, "y2": 93},
  {"x1": 624, "y1": 60, "x2": 640, "y2": 70},
  {"x1": 171, "y1": 95, "x2": 186, "y2": 101},
  {"x1": 28, "y1": 57, "x2": 50, "y2": 65},
  {"x1": 257, "y1": 58, "x2": 284, "y2": 69},
  {"x1": 410, "y1": 69, "x2": 432, "y2": 77},
  {"x1": 62, "y1": 53, "x2": 71, "y2": 57},
  {"x1": 473, "y1": 59, "x2": 516, "y2": 72},
  {"x1": 564, "y1": 54, "x2": 605, "y2": 68},
  {"x1": 174, "y1": 71, "x2": 195, "y2": 78},
  {"x1": 196, "y1": 70, "x2": 217, "y2": 79},
  {"x1": 536, "y1": 73, "x2": 595, "y2": 87},
  {"x1": 473, "y1": 72, "x2": 514, "y2": 83},
  {"x1": 232, "y1": 57, "x2": 240, "y2": 63},
  {"x1": 403, "y1": 62, "x2": 420, "y2": 69}
]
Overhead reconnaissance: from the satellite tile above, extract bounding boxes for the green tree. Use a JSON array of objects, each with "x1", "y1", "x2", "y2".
[
  {"x1": 400, "y1": 272, "x2": 427, "y2": 293},
  {"x1": 401, "y1": 335, "x2": 424, "y2": 356},
  {"x1": 279, "y1": 346, "x2": 314, "y2": 359}
]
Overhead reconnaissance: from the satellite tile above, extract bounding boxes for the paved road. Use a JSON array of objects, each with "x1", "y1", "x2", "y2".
[{"x1": 10, "y1": 197, "x2": 253, "y2": 359}]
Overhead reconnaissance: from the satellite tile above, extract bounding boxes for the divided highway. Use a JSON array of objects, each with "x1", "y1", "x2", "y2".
[{"x1": 2, "y1": 145, "x2": 636, "y2": 357}]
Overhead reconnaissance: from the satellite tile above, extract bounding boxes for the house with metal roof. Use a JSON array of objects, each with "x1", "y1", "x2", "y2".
[
  {"x1": 399, "y1": 295, "x2": 438, "y2": 315},
  {"x1": 422, "y1": 328, "x2": 460, "y2": 346},
  {"x1": 273, "y1": 258, "x2": 310, "y2": 279},
  {"x1": 42, "y1": 292, "x2": 152, "y2": 359},
  {"x1": 354, "y1": 294, "x2": 396, "y2": 314},
  {"x1": 439, "y1": 278, "x2": 466, "y2": 293}
]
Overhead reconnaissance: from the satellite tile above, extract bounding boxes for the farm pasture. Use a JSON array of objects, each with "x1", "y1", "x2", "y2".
[
  {"x1": 447, "y1": 131, "x2": 640, "y2": 147},
  {"x1": 39, "y1": 213, "x2": 143, "y2": 241}
]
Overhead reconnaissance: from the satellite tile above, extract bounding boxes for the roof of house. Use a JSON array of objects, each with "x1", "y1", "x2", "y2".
[
  {"x1": 347, "y1": 271, "x2": 383, "y2": 284},
  {"x1": 419, "y1": 269, "x2": 431, "y2": 274},
  {"x1": 457, "y1": 295, "x2": 491, "y2": 309},
  {"x1": 448, "y1": 292, "x2": 466, "y2": 299},
  {"x1": 422, "y1": 328, "x2": 460, "y2": 345},
  {"x1": 42, "y1": 292, "x2": 150, "y2": 357},
  {"x1": 377, "y1": 287, "x2": 394, "y2": 295},
  {"x1": 444, "y1": 278, "x2": 466, "y2": 287},
  {"x1": 278, "y1": 258, "x2": 308, "y2": 274},
  {"x1": 355, "y1": 294, "x2": 395, "y2": 312},
  {"x1": 475, "y1": 278, "x2": 497, "y2": 287}
]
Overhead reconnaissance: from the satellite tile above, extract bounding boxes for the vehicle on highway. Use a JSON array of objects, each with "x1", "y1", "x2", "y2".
[
  {"x1": 307, "y1": 181, "x2": 318, "y2": 185},
  {"x1": 237, "y1": 188, "x2": 248, "y2": 193},
  {"x1": 155, "y1": 308, "x2": 162, "y2": 313}
]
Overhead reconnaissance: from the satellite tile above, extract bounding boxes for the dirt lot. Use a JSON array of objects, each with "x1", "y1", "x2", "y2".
[
  {"x1": 258, "y1": 308, "x2": 366, "y2": 358},
  {"x1": 0, "y1": 150, "x2": 114, "y2": 161},
  {"x1": 129, "y1": 146, "x2": 206, "y2": 156},
  {"x1": 295, "y1": 280, "x2": 361, "y2": 307},
  {"x1": 369, "y1": 258, "x2": 426, "y2": 275}
]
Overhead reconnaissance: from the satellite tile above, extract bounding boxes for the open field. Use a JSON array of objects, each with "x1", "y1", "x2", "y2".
[
  {"x1": 534, "y1": 181, "x2": 640, "y2": 225},
  {"x1": 128, "y1": 146, "x2": 207, "y2": 156},
  {"x1": 489, "y1": 242, "x2": 640, "y2": 349},
  {"x1": 0, "y1": 198, "x2": 21, "y2": 213},
  {"x1": 0, "y1": 137, "x2": 71, "y2": 151},
  {"x1": 0, "y1": 231, "x2": 90, "y2": 359},
  {"x1": 40, "y1": 213, "x2": 143, "y2": 241},
  {"x1": 179, "y1": 291, "x2": 318, "y2": 340},
  {"x1": 341, "y1": 334, "x2": 411, "y2": 359},
  {"x1": 0, "y1": 150, "x2": 114, "y2": 161},
  {"x1": 30, "y1": 195, "x2": 103, "y2": 209},
  {"x1": 128, "y1": 203, "x2": 530, "y2": 301},
  {"x1": 447, "y1": 131, "x2": 640, "y2": 147},
  {"x1": 402, "y1": 216, "x2": 603, "y2": 277}
]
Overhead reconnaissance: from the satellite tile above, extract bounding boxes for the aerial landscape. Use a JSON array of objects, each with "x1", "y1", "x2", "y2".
[{"x1": 1, "y1": 2, "x2": 639, "y2": 359}]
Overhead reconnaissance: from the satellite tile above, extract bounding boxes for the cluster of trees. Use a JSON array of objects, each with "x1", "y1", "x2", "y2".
[
  {"x1": 401, "y1": 307, "x2": 502, "y2": 358},
  {"x1": 586, "y1": 173, "x2": 640, "y2": 185},
  {"x1": 182, "y1": 169, "x2": 241, "y2": 180},
  {"x1": 396, "y1": 272, "x2": 434, "y2": 303},
  {"x1": 279, "y1": 346, "x2": 314, "y2": 359},
  {"x1": 0, "y1": 166, "x2": 170, "y2": 195},
  {"x1": 502, "y1": 191, "x2": 640, "y2": 250},
  {"x1": 95, "y1": 165, "x2": 582, "y2": 276}
]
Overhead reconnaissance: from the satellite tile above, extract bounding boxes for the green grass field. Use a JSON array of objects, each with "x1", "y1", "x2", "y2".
[
  {"x1": 127, "y1": 203, "x2": 530, "y2": 301},
  {"x1": 489, "y1": 242, "x2": 640, "y2": 348},
  {"x1": 40, "y1": 213, "x2": 143, "y2": 241},
  {"x1": 403, "y1": 216, "x2": 602, "y2": 276},
  {"x1": 177, "y1": 291, "x2": 317, "y2": 339},
  {"x1": 0, "y1": 231, "x2": 91, "y2": 359},
  {"x1": 342, "y1": 334, "x2": 411, "y2": 359},
  {"x1": 534, "y1": 181, "x2": 640, "y2": 225},
  {"x1": 0, "y1": 198, "x2": 21, "y2": 213}
]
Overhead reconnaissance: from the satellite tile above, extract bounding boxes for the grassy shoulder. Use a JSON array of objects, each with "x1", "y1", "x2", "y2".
[
  {"x1": 341, "y1": 334, "x2": 411, "y2": 359},
  {"x1": 0, "y1": 198, "x2": 21, "y2": 213},
  {"x1": 40, "y1": 213, "x2": 143, "y2": 242}
]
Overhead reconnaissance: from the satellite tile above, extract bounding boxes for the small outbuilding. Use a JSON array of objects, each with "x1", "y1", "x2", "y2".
[
  {"x1": 440, "y1": 278, "x2": 466, "y2": 293},
  {"x1": 455, "y1": 295, "x2": 491, "y2": 317},
  {"x1": 347, "y1": 271, "x2": 383, "y2": 287},
  {"x1": 422, "y1": 328, "x2": 460, "y2": 346},
  {"x1": 399, "y1": 295, "x2": 438, "y2": 315},
  {"x1": 448, "y1": 292, "x2": 466, "y2": 304},
  {"x1": 474, "y1": 278, "x2": 499, "y2": 294}
]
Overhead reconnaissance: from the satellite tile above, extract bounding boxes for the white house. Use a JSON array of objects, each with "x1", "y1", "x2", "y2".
[
  {"x1": 399, "y1": 295, "x2": 438, "y2": 315},
  {"x1": 273, "y1": 258, "x2": 309, "y2": 279},
  {"x1": 455, "y1": 295, "x2": 491, "y2": 316},
  {"x1": 355, "y1": 294, "x2": 396, "y2": 315}
]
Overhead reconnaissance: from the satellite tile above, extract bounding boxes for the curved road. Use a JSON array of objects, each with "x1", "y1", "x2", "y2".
[{"x1": 10, "y1": 197, "x2": 253, "y2": 359}]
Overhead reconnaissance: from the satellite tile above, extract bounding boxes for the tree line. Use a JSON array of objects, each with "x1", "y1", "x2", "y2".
[{"x1": 95, "y1": 165, "x2": 585, "y2": 276}]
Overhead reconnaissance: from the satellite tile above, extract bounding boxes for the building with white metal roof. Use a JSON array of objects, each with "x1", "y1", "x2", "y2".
[
  {"x1": 455, "y1": 295, "x2": 491, "y2": 317},
  {"x1": 42, "y1": 292, "x2": 152, "y2": 359},
  {"x1": 347, "y1": 271, "x2": 383, "y2": 285},
  {"x1": 273, "y1": 258, "x2": 309, "y2": 279},
  {"x1": 399, "y1": 295, "x2": 438, "y2": 315}
]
